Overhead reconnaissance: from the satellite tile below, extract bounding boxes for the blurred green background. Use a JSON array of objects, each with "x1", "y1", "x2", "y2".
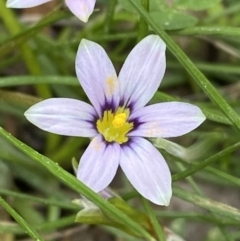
[{"x1": 0, "y1": 0, "x2": 240, "y2": 240}]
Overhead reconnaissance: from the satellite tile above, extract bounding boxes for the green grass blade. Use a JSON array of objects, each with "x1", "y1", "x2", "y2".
[
  {"x1": 171, "y1": 26, "x2": 240, "y2": 37},
  {"x1": 173, "y1": 187, "x2": 240, "y2": 222},
  {"x1": 0, "y1": 127, "x2": 153, "y2": 241},
  {"x1": 0, "y1": 196, "x2": 45, "y2": 241},
  {"x1": 128, "y1": 0, "x2": 240, "y2": 131},
  {"x1": 0, "y1": 188, "x2": 78, "y2": 210},
  {"x1": 0, "y1": 76, "x2": 78, "y2": 87},
  {"x1": 171, "y1": 141, "x2": 240, "y2": 181},
  {"x1": 142, "y1": 198, "x2": 166, "y2": 241}
]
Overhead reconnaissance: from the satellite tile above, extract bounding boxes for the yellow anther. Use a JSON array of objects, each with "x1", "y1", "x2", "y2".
[
  {"x1": 112, "y1": 113, "x2": 127, "y2": 128},
  {"x1": 96, "y1": 108, "x2": 133, "y2": 144}
]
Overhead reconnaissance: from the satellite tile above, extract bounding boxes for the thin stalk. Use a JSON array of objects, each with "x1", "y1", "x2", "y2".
[
  {"x1": 0, "y1": 215, "x2": 75, "y2": 234},
  {"x1": 138, "y1": 0, "x2": 149, "y2": 41},
  {"x1": 171, "y1": 26, "x2": 240, "y2": 37},
  {"x1": 0, "y1": 188, "x2": 78, "y2": 210},
  {"x1": 156, "y1": 211, "x2": 239, "y2": 226},
  {"x1": 0, "y1": 1, "x2": 56, "y2": 154},
  {"x1": 0, "y1": 196, "x2": 44, "y2": 241},
  {"x1": 104, "y1": 0, "x2": 117, "y2": 32},
  {"x1": 0, "y1": 0, "x2": 51, "y2": 99},
  {"x1": 128, "y1": 0, "x2": 240, "y2": 131},
  {"x1": 172, "y1": 141, "x2": 240, "y2": 182},
  {"x1": 176, "y1": 162, "x2": 233, "y2": 241},
  {"x1": 204, "y1": 2, "x2": 240, "y2": 23},
  {"x1": 0, "y1": 126, "x2": 154, "y2": 241},
  {"x1": 142, "y1": 198, "x2": 166, "y2": 241}
]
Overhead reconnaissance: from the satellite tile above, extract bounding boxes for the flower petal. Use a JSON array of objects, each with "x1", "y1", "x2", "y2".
[
  {"x1": 65, "y1": 0, "x2": 96, "y2": 22},
  {"x1": 7, "y1": 0, "x2": 51, "y2": 8},
  {"x1": 24, "y1": 98, "x2": 97, "y2": 137},
  {"x1": 76, "y1": 39, "x2": 119, "y2": 117},
  {"x1": 118, "y1": 35, "x2": 166, "y2": 111},
  {"x1": 120, "y1": 137, "x2": 172, "y2": 205},
  {"x1": 77, "y1": 135, "x2": 120, "y2": 192},
  {"x1": 129, "y1": 102, "x2": 206, "y2": 138}
]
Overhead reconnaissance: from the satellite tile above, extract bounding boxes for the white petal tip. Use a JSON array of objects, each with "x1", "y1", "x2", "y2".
[
  {"x1": 162, "y1": 196, "x2": 171, "y2": 206},
  {"x1": 199, "y1": 111, "x2": 207, "y2": 122},
  {"x1": 154, "y1": 192, "x2": 172, "y2": 206},
  {"x1": 142, "y1": 191, "x2": 172, "y2": 206},
  {"x1": 65, "y1": 0, "x2": 95, "y2": 22},
  {"x1": 24, "y1": 110, "x2": 29, "y2": 118},
  {"x1": 80, "y1": 38, "x2": 88, "y2": 44},
  {"x1": 6, "y1": 1, "x2": 18, "y2": 8},
  {"x1": 196, "y1": 109, "x2": 207, "y2": 127},
  {"x1": 78, "y1": 15, "x2": 90, "y2": 23},
  {"x1": 6, "y1": 0, "x2": 13, "y2": 7}
]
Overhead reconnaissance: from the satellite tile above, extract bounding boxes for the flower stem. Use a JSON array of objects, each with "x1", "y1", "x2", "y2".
[
  {"x1": 129, "y1": 0, "x2": 240, "y2": 131},
  {"x1": 104, "y1": 0, "x2": 117, "y2": 32},
  {"x1": 0, "y1": 0, "x2": 51, "y2": 99},
  {"x1": 0, "y1": 126, "x2": 154, "y2": 241},
  {"x1": 138, "y1": 0, "x2": 149, "y2": 41},
  {"x1": 175, "y1": 162, "x2": 234, "y2": 241},
  {"x1": 0, "y1": 196, "x2": 44, "y2": 241},
  {"x1": 142, "y1": 197, "x2": 166, "y2": 241}
]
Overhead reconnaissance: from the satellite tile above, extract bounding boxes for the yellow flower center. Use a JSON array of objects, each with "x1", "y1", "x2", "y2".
[
  {"x1": 96, "y1": 107, "x2": 133, "y2": 144},
  {"x1": 112, "y1": 113, "x2": 127, "y2": 128}
]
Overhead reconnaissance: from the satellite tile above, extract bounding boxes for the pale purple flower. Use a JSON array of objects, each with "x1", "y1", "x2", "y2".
[
  {"x1": 6, "y1": 0, "x2": 96, "y2": 22},
  {"x1": 24, "y1": 35, "x2": 206, "y2": 205}
]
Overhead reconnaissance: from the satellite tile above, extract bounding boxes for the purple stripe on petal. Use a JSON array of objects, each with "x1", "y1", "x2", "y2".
[
  {"x1": 101, "y1": 96, "x2": 118, "y2": 113},
  {"x1": 120, "y1": 137, "x2": 172, "y2": 205},
  {"x1": 129, "y1": 102, "x2": 206, "y2": 138},
  {"x1": 77, "y1": 135, "x2": 120, "y2": 192},
  {"x1": 24, "y1": 98, "x2": 98, "y2": 137}
]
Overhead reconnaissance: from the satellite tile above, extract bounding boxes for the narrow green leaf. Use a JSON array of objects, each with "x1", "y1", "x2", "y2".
[
  {"x1": 173, "y1": 187, "x2": 240, "y2": 221},
  {"x1": 0, "y1": 89, "x2": 40, "y2": 108},
  {"x1": 75, "y1": 206, "x2": 144, "y2": 237},
  {"x1": 0, "y1": 76, "x2": 232, "y2": 126},
  {"x1": 206, "y1": 167, "x2": 240, "y2": 187},
  {"x1": 0, "y1": 127, "x2": 153, "y2": 240},
  {"x1": 153, "y1": 132, "x2": 221, "y2": 161},
  {"x1": 142, "y1": 198, "x2": 166, "y2": 241},
  {"x1": 0, "y1": 188, "x2": 78, "y2": 210},
  {"x1": 138, "y1": 0, "x2": 149, "y2": 40},
  {"x1": 150, "y1": 0, "x2": 166, "y2": 11},
  {"x1": 104, "y1": 0, "x2": 117, "y2": 32},
  {"x1": 174, "y1": 0, "x2": 222, "y2": 10},
  {"x1": 118, "y1": 0, "x2": 141, "y2": 13},
  {"x1": 175, "y1": 163, "x2": 234, "y2": 241},
  {"x1": 204, "y1": 2, "x2": 240, "y2": 24},
  {"x1": 172, "y1": 26, "x2": 240, "y2": 37},
  {"x1": 108, "y1": 197, "x2": 149, "y2": 225},
  {"x1": 76, "y1": 207, "x2": 119, "y2": 226},
  {"x1": 0, "y1": 76, "x2": 78, "y2": 87},
  {"x1": 0, "y1": 10, "x2": 68, "y2": 58},
  {"x1": 171, "y1": 141, "x2": 240, "y2": 181},
  {"x1": 0, "y1": 0, "x2": 51, "y2": 99},
  {"x1": 0, "y1": 196, "x2": 44, "y2": 240},
  {"x1": 150, "y1": 10, "x2": 198, "y2": 30},
  {"x1": 156, "y1": 210, "x2": 240, "y2": 226},
  {"x1": 0, "y1": 215, "x2": 75, "y2": 234},
  {"x1": 129, "y1": 0, "x2": 240, "y2": 131}
]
